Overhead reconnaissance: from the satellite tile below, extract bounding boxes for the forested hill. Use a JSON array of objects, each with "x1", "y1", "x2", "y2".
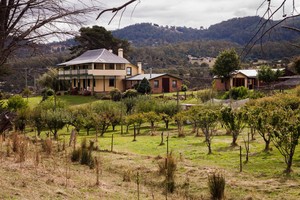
[{"x1": 113, "y1": 16, "x2": 300, "y2": 46}]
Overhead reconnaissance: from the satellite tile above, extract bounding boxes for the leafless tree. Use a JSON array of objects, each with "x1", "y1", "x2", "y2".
[
  {"x1": 0, "y1": 0, "x2": 140, "y2": 67},
  {"x1": 242, "y1": 0, "x2": 300, "y2": 58}
]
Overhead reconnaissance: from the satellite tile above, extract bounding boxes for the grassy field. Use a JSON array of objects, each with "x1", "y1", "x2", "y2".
[
  {"x1": 1, "y1": 94, "x2": 300, "y2": 199},
  {"x1": 26, "y1": 120, "x2": 299, "y2": 200}
]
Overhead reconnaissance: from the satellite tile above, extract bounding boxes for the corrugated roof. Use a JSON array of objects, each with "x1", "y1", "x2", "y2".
[
  {"x1": 58, "y1": 49, "x2": 129, "y2": 66},
  {"x1": 126, "y1": 74, "x2": 167, "y2": 81},
  {"x1": 232, "y1": 70, "x2": 257, "y2": 78}
]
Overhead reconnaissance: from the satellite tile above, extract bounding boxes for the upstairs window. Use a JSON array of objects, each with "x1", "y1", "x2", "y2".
[
  {"x1": 106, "y1": 63, "x2": 115, "y2": 70},
  {"x1": 126, "y1": 67, "x2": 132, "y2": 76}
]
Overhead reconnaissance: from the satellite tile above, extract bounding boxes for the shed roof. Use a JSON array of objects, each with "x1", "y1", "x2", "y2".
[
  {"x1": 58, "y1": 49, "x2": 129, "y2": 66},
  {"x1": 126, "y1": 73, "x2": 182, "y2": 81}
]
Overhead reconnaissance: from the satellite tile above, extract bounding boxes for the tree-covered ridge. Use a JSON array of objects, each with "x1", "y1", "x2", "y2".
[{"x1": 113, "y1": 16, "x2": 300, "y2": 46}]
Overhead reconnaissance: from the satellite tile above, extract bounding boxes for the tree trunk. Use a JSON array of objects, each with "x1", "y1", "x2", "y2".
[
  {"x1": 165, "y1": 120, "x2": 169, "y2": 130},
  {"x1": 195, "y1": 128, "x2": 200, "y2": 137},
  {"x1": 231, "y1": 132, "x2": 238, "y2": 146},
  {"x1": 53, "y1": 131, "x2": 58, "y2": 140},
  {"x1": 207, "y1": 140, "x2": 212, "y2": 154},
  {"x1": 285, "y1": 155, "x2": 293, "y2": 174},
  {"x1": 264, "y1": 140, "x2": 271, "y2": 152},
  {"x1": 133, "y1": 125, "x2": 137, "y2": 142}
]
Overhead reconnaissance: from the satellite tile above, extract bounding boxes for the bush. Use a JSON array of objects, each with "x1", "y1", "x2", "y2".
[
  {"x1": 6, "y1": 95, "x2": 28, "y2": 111},
  {"x1": 222, "y1": 86, "x2": 248, "y2": 100},
  {"x1": 208, "y1": 172, "x2": 225, "y2": 200},
  {"x1": 197, "y1": 89, "x2": 215, "y2": 103},
  {"x1": 295, "y1": 85, "x2": 300, "y2": 97},
  {"x1": 70, "y1": 87, "x2": 79, "y2": 95},
  {"x1": 71, "y1": 148, "x2": 81, "y2": 162},
  {"x1": 181, "y1": 84, "x2": 188, "y2": 92},
  {"x1": 123, "y1": 89, "x2": 139, "y2": 98},
  {"x1": 158, "y1": 153, "x2": 177, "y2": 193},
  {"x1": 110, "y1": 88, "x2": 122, "y2": 101},
  {"x1": 94, "y1": 93, "x2": 111, "y2": 100},
  {"x1": 83, "y1": 90, "x2": 91, "y2": 96},
  {"x1": 137, "y1": 78, "x2": 151, "y2": 94},
  {"x1": 42, "y1": 138, "x2": 53, "y2": 155},
  {"x1": 42, "y1": 88, "x2": 55, "y2": 101},
  {"x1": 248, "y1": 90, "x2": 265, "y2": 99}
]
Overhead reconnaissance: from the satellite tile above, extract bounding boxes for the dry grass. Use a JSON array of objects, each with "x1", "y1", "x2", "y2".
[{"x1": 0, "y1": 132, "x2": 299, "y2": 200}]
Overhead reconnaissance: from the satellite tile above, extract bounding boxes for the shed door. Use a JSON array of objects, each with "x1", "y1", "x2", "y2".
[{"x1": 162, "y1": 78, "x2": 170, "y2": 93}]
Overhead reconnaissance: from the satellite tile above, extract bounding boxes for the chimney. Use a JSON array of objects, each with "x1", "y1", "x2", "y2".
[
  {"x1": 137, "y1": 62, "x2": 142, "y2": 74},
  {"x1": 108, "y1": 49, "x2": 113, "y2": 53},
  {"x1": 118, "y1": 48, "x2": 123, "y2": 58},
  {"x1": 150, "y1": 68, "x2": 152, "y2": 79}
]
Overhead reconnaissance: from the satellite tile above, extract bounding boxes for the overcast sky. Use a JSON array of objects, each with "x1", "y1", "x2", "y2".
[{"x1": 92, "y1": 0, "x2": 299, "y2": 30}]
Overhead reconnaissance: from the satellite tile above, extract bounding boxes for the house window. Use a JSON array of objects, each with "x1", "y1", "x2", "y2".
[
  {"x1": 109, "y1": 78, "x2": 115, "y2": 87},
  {"x1": 154, "y1": 80, "x2": 159, "y2": 88},
  {"x1": 73, "y1": 79, "x2": 76, "y2": 87},
  {"x1": 106, "y1": 63, "x2": 114, "y2": 70},
  {"x1": 87, "y1": 79, "x2": 90, "y2": 87},
  {"x1": 126, "y1": 67, "x2": 132, "y2": 76},
  {"x1": 172, "y1": 80, "x2": 177, "y2": 88},
  {"x1": 94, "y1": 64, "x2": 103, "y2": 70},
  {"x1": 116, "y1": 64, "x2": 124, "y2": 70},
  {"x1": 93, "y1": 79, "x2": 96, "y2": 87}
]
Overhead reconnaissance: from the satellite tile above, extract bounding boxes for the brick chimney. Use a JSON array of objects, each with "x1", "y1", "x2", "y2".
[
  {"x1": 118, "y1": 48, "x2": 123, "y2": 58},
  {"x1": 137, "y1": 62, "x2": 142, "y2": 74}
]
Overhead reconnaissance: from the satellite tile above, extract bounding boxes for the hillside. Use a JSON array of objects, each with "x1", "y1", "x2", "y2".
[{"x1": 113, "y1": 16, "x2": 300, "y2": 46}]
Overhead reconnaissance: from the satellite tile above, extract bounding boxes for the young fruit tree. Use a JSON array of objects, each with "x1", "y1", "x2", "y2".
[
  {"x1": 269, "y1": 107, "x2": 300, "y2": 174},
  {"x1": 195, "y1": 104, "x2": 220, "y2": 154},
  {"x1": 220, "y1": 107, "x2": 245, "y2": 146}
]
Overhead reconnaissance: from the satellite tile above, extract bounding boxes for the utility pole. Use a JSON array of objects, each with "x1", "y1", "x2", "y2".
[{"x1": 25, "y1": 68, "x2": 28, "y2": 88}]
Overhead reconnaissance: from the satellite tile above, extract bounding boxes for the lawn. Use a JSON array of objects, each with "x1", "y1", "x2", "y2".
[
  {"x1": 52, "y1": 122, "x2": 300, "y2": 199},
  {"x1": 3, "y1": 93, "x2": 300, "y2": 199}
]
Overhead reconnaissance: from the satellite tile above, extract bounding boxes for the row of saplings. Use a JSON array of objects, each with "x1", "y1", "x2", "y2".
[{"x1": 2, "y1": 93, "x2": 300, "y2": 175}]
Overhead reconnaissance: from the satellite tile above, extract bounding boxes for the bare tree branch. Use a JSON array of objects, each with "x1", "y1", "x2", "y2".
[
  {"x1": 241, "y1": 0, "x2": 300, "y2": 60},
  {"x1": 96, "y1": 0, "x2": 137, "y2": 20}
]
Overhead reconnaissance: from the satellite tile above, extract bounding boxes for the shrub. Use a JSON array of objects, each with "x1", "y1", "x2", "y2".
[
  {"x1": 123, "y1": 89, "x2": 139, "y2": 98},
  {"x1": 181, "y1": 84, "x2": 188, "y2": 92},
  {"x1": 6, "y1": 95, "x2": 28, "y2": 111},
  {"x1": 70, "y1": 87, "x2": 79, "y2": 95},
  {"x1": 83, "y1": 90, "x2": 91, "y2": 96},
  {"x1": 11, "y1": 133, "x2": 21, "y2": 153},
  {"x1": 42, "y1": 138, "x2": 53, "y2": 155},
  {"x1": 81, "y1": 138, "x2": 87, "y2": 149},
  {"x1": 295, "y1": 85, "x2": 300, "y2": 97},
  {"x1": 158, "y1": 153, "x2": 177, "y2": 193},
  {"x1": 137, "y1": 78, "x2": 151, "y2": 94},
  {"x1": 110, "y1": 88, "x2": 122, "y2": 101},
  {"x1": 197, "y1": 89, "x2": 215, "y2": 103},
  {"x1": 222, "y1": 86, "x2": 248, "y2": 100},
  {"x1": 123, "y1": 170, "x2": 132, "y2": 182},
  {"x1": 208, "y1": 172, "x2": 225, "y2": 200},
  {"x1": 248, "y1": 90, "x2": 265, "y2": 99},
  {"x1": 71, "y1": 148, "x2": 81, "y2": 162}
]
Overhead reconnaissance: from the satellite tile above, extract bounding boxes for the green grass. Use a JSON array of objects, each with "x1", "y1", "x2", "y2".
[
  {"x1": 57, "y1": 95, "x2": 99, "y2": 106},
  {"x1": 53, "y1": 122, "x2": 299, "y2": 179}
]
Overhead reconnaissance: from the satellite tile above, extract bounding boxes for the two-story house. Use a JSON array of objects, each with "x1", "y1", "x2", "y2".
[
  {"x1": 57, "y1": 48, "x2": 143, "y2": 94},
  {"x1": 57, "y1": 48, "x2": 183, "y2": 94}
]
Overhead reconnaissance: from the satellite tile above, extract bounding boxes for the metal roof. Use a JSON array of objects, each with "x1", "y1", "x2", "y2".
[
  {"x1": 232, "y1": 70, "x2": 257, "y2": 78},
  {"x1": 126, "y1": 74, "x2": 167, "y2": 81},
  {"x1": 58, "y1": 49, "x2": 130, "y2": 66}
]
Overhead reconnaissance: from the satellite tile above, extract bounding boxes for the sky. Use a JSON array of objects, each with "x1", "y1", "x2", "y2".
[{"x1": 91, "y1": 0, "x2": 300, "y2": 30}]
